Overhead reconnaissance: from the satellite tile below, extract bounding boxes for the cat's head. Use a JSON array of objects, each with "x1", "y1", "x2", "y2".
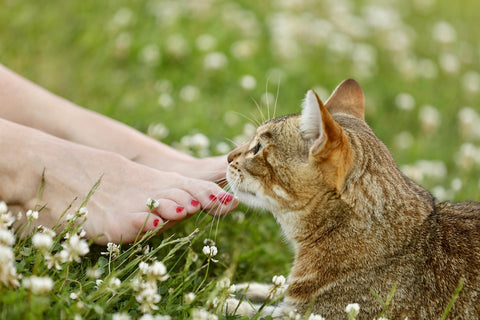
[{"x1": 226, "y1": 79, "x2": 366, "y2": 216}]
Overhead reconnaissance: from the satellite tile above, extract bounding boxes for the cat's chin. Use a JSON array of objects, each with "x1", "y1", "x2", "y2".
[{"x1": 233, "y1": 190, "x2": 268, "y2": 210}]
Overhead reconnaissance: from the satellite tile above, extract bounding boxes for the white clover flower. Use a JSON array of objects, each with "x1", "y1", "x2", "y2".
[
  {"x1": 109, "y1": 277, "x2": 122, "y2": 290},
  {"x1": 87, "y1": 268, "x2": 102, "y2": 279},
  {"x1": 146, "y1": 198, "x2": 159, "y2": 210},
  {"x1": 148, "y1": 261, "x2": 169, "y2": 282},
  {"x1": 239, "y1": 75, "x2": 257, "y2": 90},
  {"x1": 95, "y1": 279, "x2": 104, "y2": 289},
  {"x1": 60, "y1": 234, "x2": 90, "y2": 263},
  {"x1": 165, "y1": 34, "x2": 190, "y2": 58},
  {"x1": 184, "y1": 292, "x2": 196, "y2": 304},
  {"x1": 26, "y1": 210, "x2": 39, "y2": 221},
  {"x1": 70, "y1": 292, "x2": 79, "y2": 300},
  {"x1": 191, "y1": 308, "x2": 218, "y2": 320},
  {"x1": 439, "y1": 53, "x2": 460, "y2": 74},
  {"x1": 393, "y1": 131, "x2": 414, "y2": 150},
  {"x1": 135, "y1": 286, "x2": 161, "y2": 313},
  {"x1": 156, "y1": 94, "x2": 174, "y2": 110},
  {"x1": 0, "y1": 201, "x2": 7, "y2": 215},
  {"x1": 78, "y1": 207, "x2": 88, "y2": 218},
  {"x1": 458, "y1": 107, "x2": 480, "y2": 140},
  {"x1": 202, "y1": 245, "x2": 218, "y2": 258},
  {"x1": 395, "y1": 93, "x2": 415, "y2": 111},
  {"x1": 272, "y1": 275, "x2": 286, "y2": 287},
  {"x1": 0, "y1": 245, "x2": 19, "y2": 287},
  {"x1": 45, "y1": 253, "x2": 62, "y2": 270},
  {"x1": 113, "y1": 313, "x2": 131, "y2": 320},
  {"x1": 215, "y1": 142, "x2": 231, "y2": 154},
  {"x1": 102, "y1": 242, "x2": 120, "y2": 258},
  {"x1": 32, "y1": 232, "x2": 53, "y2": 252},
  {"x1": 139, "y1": 44, "x2": 161, "y2": 66},
  {"x1": 179, "y1": 85, "x2": 200, "y2": 102},
  {"x1": 148, "y1": 123, "x2": 169, "y2": 140},
  {"x1": 432, "y1": 21, "x2": 457, "y2": 45},
  {"x1": 462, "y1": 71, "x2": 480, "y2": 94},
  {"x1": 204, "y1": 52, "x2": 228, "y2": 70},
  {"x1": 23, "y1": 276, "x2": 54, "y2": 295},
  {"x1": 308, "y1": 314, "x2": 325, "y2": 320},
  {"x1": 345, "y1": 303, "x2": 360, "y2": 317},
  {"x1": 217, "y1": 277, "x2": 231, "y2": 289},
  {"x1": 196, "y1": 34, "x2": 217, "y2": 52},
  {"x1": 419, "y1": 104, "x2": 441, "y2": 133},
  {"x1": 0, "y1": 229, "x2": 15, "y2": 246}
]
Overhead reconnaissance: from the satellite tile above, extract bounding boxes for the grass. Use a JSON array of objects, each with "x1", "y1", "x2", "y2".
[{"x1": 1, "y1": 0, "x2": 480, "y2": 319}]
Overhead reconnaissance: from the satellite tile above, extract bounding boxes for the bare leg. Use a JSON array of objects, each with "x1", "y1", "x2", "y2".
[
  {"x1": 0, "y1": 118, "x2": 238, "y2": 245},
  {"x1": 0, "y1": 64, "x2": 226, "y2": 183}
]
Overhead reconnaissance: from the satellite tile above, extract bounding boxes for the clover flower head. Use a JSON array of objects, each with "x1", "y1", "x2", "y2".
[
  {"x1": 32, "y1": 232, "x2": 53, "y2": 252},
  {"x1": 102, "y1": 242, "x2": 120, "y2": 258},
  {"x1": 23, "y1": 276, "x2": 54, "y2": 295},
  {"x1": 202, "y1": 245, "x2": 218, "y2": 258},
  {"x1": 26, "y1": 210, "x2": 39, "y2": 221},
  {"x1": 184, "y1": 292, "x2": 196, "y2": 304},
  {"x1": 146, "y1": 198, "x2": 159, "y2": 210},
  {"x1": 0, "y1": 229, "x2": 15, "y2": 246},
  {"x1": 272, "y1": 275, "x2": 286, "y2": 287},
  {"x1": 345, "y1": 303, "x2": 360, "y2": 317},
  {"x1": 308, "y1": 314, "x2": 325, "y2": 320},
  {"x1": 59, "y1": 234, "x2": 89, "y2": 263},
  {"x1": 0, "y1": 245, "x2": 19, "y2": 287}
]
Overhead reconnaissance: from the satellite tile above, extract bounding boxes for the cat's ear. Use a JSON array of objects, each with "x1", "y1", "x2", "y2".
[
  {"x1": 301, "y1": 90, "x2": 344, "y2": 156},
  {"x1": 325, "y1": 79, "x2": 365, "y2": 120}
]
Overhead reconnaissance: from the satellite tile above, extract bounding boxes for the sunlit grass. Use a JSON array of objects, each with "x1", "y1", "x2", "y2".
[{"x1": 1, "y1": 0, "x2": 480, "y2": 318}]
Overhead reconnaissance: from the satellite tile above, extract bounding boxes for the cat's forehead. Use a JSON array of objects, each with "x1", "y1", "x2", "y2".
[{"x1": 257, "y1": 114, "x2": 300, "y2": 135}]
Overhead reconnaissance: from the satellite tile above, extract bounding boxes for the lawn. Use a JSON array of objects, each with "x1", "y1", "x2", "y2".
[{"x1": 1, "y1": 0, "x2": 480, "y2": 319}]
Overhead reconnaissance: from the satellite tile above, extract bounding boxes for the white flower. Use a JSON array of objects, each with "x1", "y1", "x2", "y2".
[
  {"x1": 240, "y1": 75, "x2": 257, "y2": 90},
  {"x1": 32, "y1": 233, "x2": 53, "y2": 251},
  {"x1": 0, "y1": 210, "x2": 15, "y2": 229},
  {"x1": 146, "y1": 198, "x2": 159, "y2": 210},
  {"x1": 112, "y1": 313, "x2": 131, "y2": 320},
  {"x1": 345, "y1": 303, "x2": 360, "y2": 317},
  {"x1": 0, "y1": 245, "x2": 19, "y2": 287},
  {"x1": 78, "y1": 207, "x2": 88, "y2": 218},
  {"x1": 45, "y1": 253, "x2": 62, "y2": 270},
  {"x1": 102, "y1": 242, "x2": 120, "y2": 258},
  {"x1": 135, "y1": 285, "x2": 161, "y2": 313},
  {"x1": 204, "y1": 52, "x2": 228, "y2": 70},
  {"x1": 60, "y1": 234, "x2": 90, "y2": 263},
  {"x1": 432, "y1": 21, "x2": 457, "y2": 45},
  {"x1": 26, "y1": 210, "x2": 39, "y2": 221},
  {"x1": 191, "y1": 308, "x2": 218, "y2": 320},
  {"x1": 217, "y1": 278, "x2": 231, "y2": 289},
  {"x1": 0, "y1": 229, "x2": 15, "y2": 246},
  {"x1": 70, "y1": 292, "x2": 79, "y2": 300},
  {"x1": 109, "y1": 277, "x2": 122, "y2": 290},
  {"x1": 179, "y1": 85, "x2": 200, "y2": 102},
  {"x1": 419, "y1": 104, "x2": 441, "y2": 133},
  {"x1": 95, "y1": 279, "x2": 103, "y2": 289},
  {"x1": 148, "y1": 261, "x2": 169, "y2": 282},
  {"x1": 23, "y1": 276, "x2": 54, "y2": 295},
  {"x1": 308, "y1": 314, "x2": 325, "y2": 320},
  {"x1": 196, "y1": 34, "x2": 217, "y2": 52},
  {"x1": 202, "y1": 245, "x2": 218, "y2": 258},
  {"x1": 395, "y1": 93, "x2": 415, "y2": 111},
  {"x1": 139, "y1": 44, "x2": 161, "y2": 66},
  {"x1": 0, "y1": 201, "x2": 7, "y2": 215},
  {"x1": 272, "y1": 275, "x2": 286, "y2": 287},
  {"x1": 87, "y1": 268, "x2": 102, "y2": 279},
  {"x1": 184, "y1": 292, "x2": 196, "y2": 304}
]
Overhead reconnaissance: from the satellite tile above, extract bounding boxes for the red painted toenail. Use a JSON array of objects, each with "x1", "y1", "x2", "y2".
[
  {"x1": 209, "y1": 194, "x2": 217, "y2": 201},
  {"x1": 218, "y1": 193, "x2": 234, "y2": 205},
  {"x1": 191, "y1": 199, "x2": 200, "y2": 207},
  {"x1": 153, "y1": 219, "x2": 160, "y2": 227},
  {"x1": 176, "y1": 206, "x2": 185, "y2": 213}
]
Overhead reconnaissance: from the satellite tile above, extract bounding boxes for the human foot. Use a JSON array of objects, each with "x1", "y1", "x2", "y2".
[{"x1": 0, "y1": 119, "x2": 238, "y2": 245}]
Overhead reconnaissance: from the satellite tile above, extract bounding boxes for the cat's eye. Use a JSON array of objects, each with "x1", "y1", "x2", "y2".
[{"x1": 251, "y1": 142, "x2": 262, "y2": 155}]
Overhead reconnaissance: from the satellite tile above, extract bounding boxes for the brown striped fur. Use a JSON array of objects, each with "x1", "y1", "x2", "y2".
[{"x1": 225, "y1": 79, "x2": 480, "y2": 319}]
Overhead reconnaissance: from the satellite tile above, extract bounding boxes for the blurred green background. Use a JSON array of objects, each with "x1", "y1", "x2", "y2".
[{"x1": 2, "y1": 0, "x2": 480, "y2": 280}]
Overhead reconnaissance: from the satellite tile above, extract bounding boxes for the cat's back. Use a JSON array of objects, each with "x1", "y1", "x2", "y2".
[{"x1": 412, "y1": 200, "x2": 480, "y2": 318}]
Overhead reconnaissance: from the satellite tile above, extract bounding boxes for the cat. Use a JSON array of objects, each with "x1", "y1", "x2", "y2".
[{"x1": 224, "y1": 79, "x2": 480, "y2": 319}]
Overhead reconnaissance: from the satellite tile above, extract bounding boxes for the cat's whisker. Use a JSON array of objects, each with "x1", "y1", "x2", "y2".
[
  {"x1": 250, "y1": 97, "x2": 266, "y2": 125},
  {"x1": 273, "y1": 80, "x2": 281, "y2": 120},
  {"x1": 231, "y1": 109, "x2": 261, "y2": 127}
]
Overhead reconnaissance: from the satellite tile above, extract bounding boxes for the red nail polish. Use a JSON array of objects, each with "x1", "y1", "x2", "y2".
[
  {"x1": 176, "y1": 206, "x2": 185, "y2": 213},
  {"x1": 218, "y1": 193, "x2": 234, "y2": 205},
  {"x1": 153, "y1": 219, "x2": 160, "y2": 227},
  {"x1": 191, "y1": 199, "x2": 200, "y2": 207},
  {"x1": 209, "y1": 194, "x2": 217, "y2": 201}
]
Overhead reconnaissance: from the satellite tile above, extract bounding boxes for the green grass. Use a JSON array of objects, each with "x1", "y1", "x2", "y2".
[{"x1": 1, "y1": 0, "x2": 480, "y2": 318}]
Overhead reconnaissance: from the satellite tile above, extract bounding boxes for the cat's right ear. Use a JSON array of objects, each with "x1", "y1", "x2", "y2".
[{"x1": 300, "y1": 90, "x2": 344, "y2": 156}]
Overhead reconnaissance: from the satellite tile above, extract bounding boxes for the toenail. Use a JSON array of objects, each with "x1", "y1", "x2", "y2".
[
  {"x1": 218, "y1": 193, "x2": 234, "y2": 205},
  {"x1": 191, "y1": 199, "x2": 200, "y2": 207},
  {"x1": 209, "y1": 194, "x2": 217, "y2": 201},
  {"x1": 176, "y1": 206, "x2": 185, "y2": 213},
  {"x1": 153, "y1": 219, "x2": 160, "y2": 227}
]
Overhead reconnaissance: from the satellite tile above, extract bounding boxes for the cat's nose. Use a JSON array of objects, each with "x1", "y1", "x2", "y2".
[{"x1": 228, "y1": 144, "x2": 245, "y2": 163}]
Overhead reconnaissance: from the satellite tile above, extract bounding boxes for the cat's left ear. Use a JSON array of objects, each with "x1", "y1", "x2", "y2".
[
  {"x1": 300, "y1": 90, "x2": 344, "y2": 156},
  {"x1": 325, "y1": 79, "x2": 365, "y2": 120}
]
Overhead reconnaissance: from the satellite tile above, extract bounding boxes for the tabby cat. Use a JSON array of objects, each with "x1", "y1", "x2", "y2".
[{"x1": 225, "y1": 79, "x2": 480, "y2": 319}]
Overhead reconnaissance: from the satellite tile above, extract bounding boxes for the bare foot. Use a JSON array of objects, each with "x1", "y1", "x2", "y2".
[{"x1": 0, "y1": 119, "x2": 238, "y2": 245}]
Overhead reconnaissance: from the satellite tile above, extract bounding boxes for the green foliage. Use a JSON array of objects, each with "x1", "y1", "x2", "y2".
[{"x1": 1, "y1": 0, "x2": 480, "y2": 318}]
